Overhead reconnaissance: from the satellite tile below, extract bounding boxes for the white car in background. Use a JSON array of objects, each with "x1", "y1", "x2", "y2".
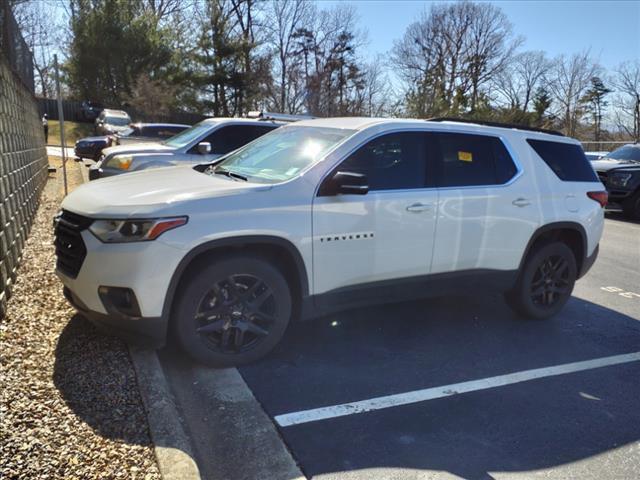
[
  {"x1": 88, "y1": 117, "x2": 283, "y2": 180},
  {"x1": 584, "y1": 151, "x2": 609, "y2": 161}
]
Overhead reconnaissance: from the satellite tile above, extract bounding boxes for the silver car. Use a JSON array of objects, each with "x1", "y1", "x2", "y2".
[
  {"x1": 115, "y1": 123, "x2": 190, "y2": 146},
  {"x1": 95, "y1": 109, "x2": 131, "y2": 135}
]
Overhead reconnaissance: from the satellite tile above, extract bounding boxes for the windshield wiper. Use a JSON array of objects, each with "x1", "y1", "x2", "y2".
[{"x1": 214, "y1": 168, "x2": 248, "y2": 181}]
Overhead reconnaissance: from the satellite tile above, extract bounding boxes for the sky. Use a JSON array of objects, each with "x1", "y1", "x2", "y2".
[{"x1": 323, "y1": 0, "x2": 640, "y2": 71}]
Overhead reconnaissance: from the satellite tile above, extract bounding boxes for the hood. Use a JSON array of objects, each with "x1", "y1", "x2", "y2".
[
  {"x1": 591, "y1": 157, "x2": 640, "y2": 172},
  {"x1": 102, "y1": 142, "x2": 175, "y2": 158},
  {"x1": 76, "y1": 136, "x2": 110, "y2": 144},
  {"x1": 61, "y1": 165, "x2": 271, "y2": 217}
]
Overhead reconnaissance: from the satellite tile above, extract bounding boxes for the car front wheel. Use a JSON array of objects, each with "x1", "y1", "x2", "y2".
[
  {"x1": 174, "y1": 255, "x2": 292, "y2": 367},
  {"x1": 506, "y1": 241, "x2": 577, "y2": 320}
]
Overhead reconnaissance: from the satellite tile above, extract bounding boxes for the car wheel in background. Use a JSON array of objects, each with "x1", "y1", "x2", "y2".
[
  {"x1": 505, "y1": 241, "x2": 577, "y2": 320},
  {"x1": 174, "y1": 255, "x2": 292, "y2": 367}
]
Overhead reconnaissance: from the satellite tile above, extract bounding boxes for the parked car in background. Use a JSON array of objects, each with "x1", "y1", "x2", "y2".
[
  {"x1": 80, "y1": 101, "x2": 104, "y2": 122},
  {"x1": 74, "y1": 136, "x2": 113, "y2": 161},
  {"x1": 95, "y1": 109, "x2": 131, "y2": 135},
  {"x1": 56, "y1": 117, "x2": 605, "y2": 366},
  {"x1": 584, "y1": 151, "x2": 608, "y2": 161},
  {"x1": 591, "y1": 143, "x2": 640, "y2": 219},
  {"x1": 115, "y1": 123, "x2": 190, "y2": 146},
  {"x1": 89, "y1": 117, "x2": 284, "y2": 180}
]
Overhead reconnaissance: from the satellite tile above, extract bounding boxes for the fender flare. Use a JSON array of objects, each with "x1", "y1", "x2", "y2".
[
  {"x1": 517, "y1": 221, "x2": 588, "y2": 273},
  {"x1": 160, "y1": 235, "x2": 310, "y2": 327}
]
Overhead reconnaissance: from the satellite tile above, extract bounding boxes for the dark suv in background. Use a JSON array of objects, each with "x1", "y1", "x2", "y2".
[
  {"x1": 80, "y1": 101, "x2": 104, "y2": 122},
  {"x1": 591, "y1": 143, "x2": 640, "y2": 220}
]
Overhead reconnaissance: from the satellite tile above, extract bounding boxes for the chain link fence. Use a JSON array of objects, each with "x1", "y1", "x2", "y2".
[{"x1": 0, "y1": 1, "x2": 48, "y2": 318}]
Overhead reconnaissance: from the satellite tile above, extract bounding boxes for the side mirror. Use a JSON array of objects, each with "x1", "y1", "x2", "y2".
[
  {"x1": 197, "y1": 142, "x2": 212, "y2": 155},
  {"x1": 330, "y1": 171, "x2": 369, "y2": 195}
]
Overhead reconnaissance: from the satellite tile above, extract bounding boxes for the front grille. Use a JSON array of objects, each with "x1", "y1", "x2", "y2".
[{"x1": 54, "y1": 210, "x2": 93, "y2": 278}]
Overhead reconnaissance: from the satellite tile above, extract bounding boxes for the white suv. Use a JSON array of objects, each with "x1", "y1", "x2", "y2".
[{"x1": 54, "y1": 118, "x2": 606, "y2": 366}]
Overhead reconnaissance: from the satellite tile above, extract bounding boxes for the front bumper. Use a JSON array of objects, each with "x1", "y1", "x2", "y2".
[
  {"x1": 75, "y1": 145, "x2": 103, "y2": 159},
  {"x1": 63, "y1": 286, "x2": 164, "y2": 347},
  {"x1": 56, "y1": 228, "x2": 186, "y2": 346}
]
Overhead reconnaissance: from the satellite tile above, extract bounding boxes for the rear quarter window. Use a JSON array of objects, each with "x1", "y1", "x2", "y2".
[{"x1": 527, "y1": 139, "x2": 598, "y2": 182}]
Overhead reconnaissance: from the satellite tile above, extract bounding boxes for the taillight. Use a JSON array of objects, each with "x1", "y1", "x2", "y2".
[{"x1": 587, "y1": 191, "x2": 608, "y2": 208}]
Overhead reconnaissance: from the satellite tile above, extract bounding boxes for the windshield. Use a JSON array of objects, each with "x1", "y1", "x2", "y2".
[
  {"x1": 164, "y1": 121, "x2": 213, "y2": 149},
  {"x1": 106, "y1": 116, "x2": 130, "y2": 126},
  {"x1": 213, "y1": 126, "x2": 355, "y2": 183},
  {"x1": 607, "y1": 145, "x2": 640, "y2": 162}
]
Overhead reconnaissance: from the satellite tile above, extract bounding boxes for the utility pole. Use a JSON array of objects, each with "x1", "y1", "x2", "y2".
[{"x1": 54, "y1": 54, "x2": 67, "y2": 196}]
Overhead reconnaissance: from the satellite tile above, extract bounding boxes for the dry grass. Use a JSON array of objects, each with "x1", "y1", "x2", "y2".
[{"x1": 47, "y1": 120, "x2": 94, "y2": 147}]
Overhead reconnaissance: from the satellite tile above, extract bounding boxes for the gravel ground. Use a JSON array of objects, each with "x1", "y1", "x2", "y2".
[{"x1": 1, "y1": 158, "x2": 160, "y2": 479}]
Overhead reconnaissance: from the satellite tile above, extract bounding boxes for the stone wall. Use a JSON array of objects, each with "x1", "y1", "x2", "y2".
[{"x1": 0, "y1": 54, "x2": 48, "y2": 318}]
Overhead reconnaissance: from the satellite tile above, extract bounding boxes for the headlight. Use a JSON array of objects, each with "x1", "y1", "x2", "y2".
[
  {"x1": 608, "y1": 172, "x2": 633, "y2": 188},
  {"x1": 110, "y1": 154, "x2": 134, "y2": 170},
  {"x1": 89, "y1": 217, "x2": 188, "y2": 243}
]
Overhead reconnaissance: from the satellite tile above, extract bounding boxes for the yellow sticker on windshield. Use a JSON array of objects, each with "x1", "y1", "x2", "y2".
[{"x1": 458, "y1": 151, "x2": 473, "y2": 162}]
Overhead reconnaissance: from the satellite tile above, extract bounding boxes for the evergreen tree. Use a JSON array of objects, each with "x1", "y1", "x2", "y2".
[{"x1": 582, "y1": 76, "x2": 612, "y2": 141}]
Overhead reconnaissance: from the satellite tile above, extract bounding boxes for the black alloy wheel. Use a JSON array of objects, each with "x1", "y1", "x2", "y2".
[
  {"x1": 529, "y1": 255, "x2": 572, "y2": 308},
  {"x1": 195, "y1": 274, "x2": 276, "y2": 354},
  {"x1": 174, "y1": 255, "x2": 292, "y2": 366},
  {"x1": 505, "y1": 241, "x2": 577, "y2": 320}
]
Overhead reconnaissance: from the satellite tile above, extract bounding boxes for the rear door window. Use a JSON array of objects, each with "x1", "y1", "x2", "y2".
[
  {"x1": 432, "y1": 133, "x2": 518, "y2": 187},
  {"x1": 527, "y1": 139, "x2": 598, "y2": 182}
]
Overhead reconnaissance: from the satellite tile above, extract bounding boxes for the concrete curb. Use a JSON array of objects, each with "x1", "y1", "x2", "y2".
[
  {"x1": 157, "y1": 353, "x2": 306, "y2": 480},
  {"x1": 129, "y1": 347, "x2": 201, "y2": 480},
  {"x1": 78, "y1": 160, "x2": 89, "y2": 184}
]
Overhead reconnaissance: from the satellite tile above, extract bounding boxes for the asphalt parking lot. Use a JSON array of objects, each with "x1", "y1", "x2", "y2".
[{"x1": 159, "y1": 212, "x2": 639, "y2": 480}]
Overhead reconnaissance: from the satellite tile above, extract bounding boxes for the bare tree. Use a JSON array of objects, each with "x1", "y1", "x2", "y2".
[
  {"x1": 355, "y1": 55, "x2": 395, "y2": 116},
  {"x1": 392, "y1": 1, "x2": 518, "y2": 117},
  {"x1": 548, "y1": 51, "x2": 599, "y2": 137},
  {"x1": 264, "y1": 0, "x2": 313, "y2": 113},
  {"x1": 612, "y1": 60, "x2": 640, "y2": 141},
  {"x1": 494, "y1": 51, "x2": 550, "y2": 112},
  {"x1": 12, "y1": 0, "x2": 61, "y2": 98}
]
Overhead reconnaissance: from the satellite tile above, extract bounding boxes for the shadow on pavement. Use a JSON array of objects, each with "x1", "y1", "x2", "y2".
[
  {"x1": 53, "y1": 314, "x2": 153, "y2": 446},
  {"x1": 240, "y1": 293, "x2": 640, "y2": 479}
]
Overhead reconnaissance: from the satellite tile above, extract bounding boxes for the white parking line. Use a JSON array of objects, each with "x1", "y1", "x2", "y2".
[{"x1": 274, "y1": 351, "x2": 640, "y2": 427}]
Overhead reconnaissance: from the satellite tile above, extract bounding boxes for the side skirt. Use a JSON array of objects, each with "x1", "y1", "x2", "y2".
[{"x1": 300, "y1": 269, "x2": 518, "y2": 320}]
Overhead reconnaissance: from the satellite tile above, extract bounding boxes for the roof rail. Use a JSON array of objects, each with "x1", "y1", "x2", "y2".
[
  {"x1": 427, "y1": 117, "x2": 565, "y2": 137},
  {"x1": 246, "y1": 110, "x2": 315, "y2": 123}
]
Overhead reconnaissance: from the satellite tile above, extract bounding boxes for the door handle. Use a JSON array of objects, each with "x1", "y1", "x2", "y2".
[
  {"x1": 512, "y1": 197, "x2": 531, "y2": 207},
  {"x1": 406, "y1": 203, "x2": 432, "y2": 213}
]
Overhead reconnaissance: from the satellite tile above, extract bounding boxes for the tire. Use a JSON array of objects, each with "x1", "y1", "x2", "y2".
[
  {"x1": 622, "y1": 191, "x2": 640, "y2": 221},
  {"x1": 505, "y1": 241, "x2": 577, "y2": 320},
  {"x1": 173, "y1": 255, "x2": 292, "y2": 367}
]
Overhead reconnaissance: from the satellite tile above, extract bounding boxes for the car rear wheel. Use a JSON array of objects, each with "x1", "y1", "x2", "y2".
[
  {"x1": 622, "y1": 191, "x2": 640, "y2": 221},
  {"x1": 505, "y1": 241, "x2": 577, "y2": 320},
  {"x1": 174, "y1": 255, "x2": 292, "y2": 367}
]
